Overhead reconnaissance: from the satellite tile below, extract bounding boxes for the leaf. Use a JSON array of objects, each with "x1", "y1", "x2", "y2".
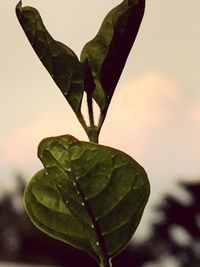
[
  {"x1": 24, "y1": 169, "x2": 98, "y2": 261},
  {"x1": 24, "y1": 135, "x2": 150, "y2": 263},
  {"x1": 81, "y1": 0, "x2": 145, "y2": 110},
  {"x1": 16, "y1": 1, "x2": 84, "y2": 113}
]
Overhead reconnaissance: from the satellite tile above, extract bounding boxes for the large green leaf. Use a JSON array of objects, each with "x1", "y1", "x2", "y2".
[
  {"x1": 81, "y1": 0, "x2": 145, "y2": 110},
  {"x1": 24, "y1": 135, "x2": 150, "y2": 263},
  {"x1": 16, "y1": 1, "x2": 84, "y2": 113}
]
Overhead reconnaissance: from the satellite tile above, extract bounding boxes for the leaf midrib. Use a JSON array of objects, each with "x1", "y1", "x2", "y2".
[{"x1": 65, "y1": 142, "x2": 110, "y2": 262}]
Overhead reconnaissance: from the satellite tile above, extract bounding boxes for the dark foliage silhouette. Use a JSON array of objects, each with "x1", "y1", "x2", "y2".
[
  {"x1": 148, "y1": 181, "x2": 200, "y2": 267},
  {"x1": 0, "y1": 177, "x2": 200, "y2": 266}
]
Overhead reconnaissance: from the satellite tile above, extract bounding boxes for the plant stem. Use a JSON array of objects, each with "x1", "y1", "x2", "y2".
[
  {"x1": 96, "y1": 104, "x2": 109, "y2": 139},
  {"x1": 100, "y1": 257, "x2": 112, "y2": 267},
  {"x1": 76, "y1": 111, "x2": 88, "y2": 135},
  {"x1": 88, "y1": 127, "x2": 99, "y2": 143},
  {"x1": 86, "y1": 93, "x2": 100, "y2": 143},
  {"x1": 87, "y1": 93, "x2": 95, "y2": 128}
]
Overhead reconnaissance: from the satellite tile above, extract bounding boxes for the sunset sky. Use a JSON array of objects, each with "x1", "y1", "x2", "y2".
[{"x1": 1, "y1": 0, "x2": 200, "y2": 240}]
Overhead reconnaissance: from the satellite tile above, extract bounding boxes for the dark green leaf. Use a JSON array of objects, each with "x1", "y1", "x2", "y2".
[
  {"x1": 81, "y1": 0, "x2": 145, "y2": 110},
  {"x1": 24, "y1": 135, "x2": 150, "y2": 263},
  {"x1": 24, "y1": 169, "x2": 97, "y2": 260},
  {"x1": 16, "y1": 1, "x2": 84, "y2": 113}
]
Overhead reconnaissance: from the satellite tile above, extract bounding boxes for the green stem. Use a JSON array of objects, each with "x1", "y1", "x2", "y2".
[
  {"x1": 97, "y1": 109, "x2": 106, "y2": 135},
  {"x1": 76, "y1": 111, "x2": 88, "y2": 135},
  {"x1": 100, "y1": 257, "x2": 112, "y2": 267},
  {"x1": 96, "y1": 105, "x2": 109, "y2": 141},
  {"x1": 87, "y1": 93, "x2": 100, "y2": 143},
  {"x1": 88, "y1": 127, "x2": 99, "y2": 143},
  {"x1": 87, "y1": 93, "x2": 95, "y2": 128}
]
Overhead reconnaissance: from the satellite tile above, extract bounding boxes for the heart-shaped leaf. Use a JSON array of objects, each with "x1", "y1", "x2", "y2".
[
  {"x1": 24, "y1": 135, "x2": 150, "y2": 264},
  {"x1": 16, "y1": 1, "x2": 84, "y2": 113},
  {"x1": 81, "y1": 0, "x2": 145, "y2": 110}
]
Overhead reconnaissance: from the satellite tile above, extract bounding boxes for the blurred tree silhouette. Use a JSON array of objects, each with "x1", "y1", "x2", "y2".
[
  {"x1": 0, "y1": 176, "x2": 200, "y2": 267},
  {"x1": 147, "y1": 181, "x2": 200, "y2": 267}
]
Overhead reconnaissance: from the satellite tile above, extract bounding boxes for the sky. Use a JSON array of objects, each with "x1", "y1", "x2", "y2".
[{"x1": 1, "y1": 0, "x2": 200, "y2": 242}]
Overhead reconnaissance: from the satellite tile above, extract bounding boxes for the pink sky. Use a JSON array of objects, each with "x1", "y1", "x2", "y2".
[{"x1": 1, "y1": 72, "x2": 199, "y2": 200}]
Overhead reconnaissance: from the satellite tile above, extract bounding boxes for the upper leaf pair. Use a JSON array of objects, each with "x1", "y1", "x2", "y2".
[{"x1": 16, "y1": 0, "x2": 145, "y2": 137}]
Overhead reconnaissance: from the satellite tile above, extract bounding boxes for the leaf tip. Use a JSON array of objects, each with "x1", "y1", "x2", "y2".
[{"x1": 16, "y1": 1, "x2": 22, "y2": 16}]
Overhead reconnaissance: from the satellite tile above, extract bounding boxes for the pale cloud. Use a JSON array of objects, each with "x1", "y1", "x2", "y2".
[
  {"x1": 101, "y1": 72, "x2": 200, "y2": 198},
  {"x1": 1, "y1": 109, "x2": 86, "y2": 166},
  {"x1": 101, "y1": 72, "x2": 200, "y2": 237},
  {"x1": 101, "y1": 72, "x2": 184, "y2": 154},
  {"x1": 1, "y1": 72, "x2": 200, "y2": 198}
]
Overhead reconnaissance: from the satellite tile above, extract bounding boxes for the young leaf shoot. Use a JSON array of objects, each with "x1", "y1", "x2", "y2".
[{"x1": 16, "y1": 1, "x2": 150, "y2": 266}]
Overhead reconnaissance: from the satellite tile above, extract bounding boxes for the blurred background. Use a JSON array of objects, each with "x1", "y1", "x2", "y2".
[
  {"x1": 0, "y1": 0, "x2": 200, "y2": 266},
  {"x1": 1, "y1": 176, "x2": 200, "y2": 267}
]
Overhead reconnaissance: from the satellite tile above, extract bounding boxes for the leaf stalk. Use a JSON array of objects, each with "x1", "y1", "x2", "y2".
[
  {"x1": 85, "y1": 93, "x2": 100, "y2": 143},
  {"x1": 76, "y1": 111, "x2": 88, "y2": 133},
  {"x1": 87, "y1": 91, "x2": 95, "y2": 126},
  {"x1": 100, "y1": 257, "x2": 112, "y2": 267}
]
